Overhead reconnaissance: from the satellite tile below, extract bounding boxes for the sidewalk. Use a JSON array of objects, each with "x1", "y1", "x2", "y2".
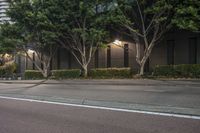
[
  {"x1": 0, "y1": 79, "x2": 200, "y2": 86},
  {"x1": 0, "y1": 93, "x2": 200, "y2": 116},
  {"x1": 0, "y1": 79, "x2": 200, "y2": 116}
]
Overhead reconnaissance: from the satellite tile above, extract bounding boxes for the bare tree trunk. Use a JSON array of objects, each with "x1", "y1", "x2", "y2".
[
  {"x1": 42, "y1": 64, "x2": 50, "y2": 78},
  {"x1": 133, "y1": 33, "x2": 142, "y2": 66},
  {"x1": 139, "y1": 62, "x2": 145, "y2": 75},
  {"x1": 81, "y1": 64, "x2": 88, "y2": 78}
]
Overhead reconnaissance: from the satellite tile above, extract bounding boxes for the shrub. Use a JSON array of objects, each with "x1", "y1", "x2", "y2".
[
  {"x1": 0, "y1": 67, "x2": 6, "y2": 76},
  {"x1": 25, "y1": 70, "x2": 44, "y2": 79},
  {"x1": 0, "y1": 63, "x2": 17, "y2": 76},
  {"x1": 51, "y1": 69, "x2": 81, "y2": 79},
  {"x1": 89, "y1": 68, "x2": 131, "y2": 78},
  {"x1": 153, "y1": 64, "x2": 200, "y2": 78},
  {"x1": 153, "y1": 65, "x2": 176, "y2": 77}
]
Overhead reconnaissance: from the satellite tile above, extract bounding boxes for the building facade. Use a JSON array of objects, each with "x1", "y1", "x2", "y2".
[
  {"x1": 15, "y1": 30, "x2": 200, "y2": 75},
  {"x1": 0, "y1": 0, "x2": 10, "y2": 23}
]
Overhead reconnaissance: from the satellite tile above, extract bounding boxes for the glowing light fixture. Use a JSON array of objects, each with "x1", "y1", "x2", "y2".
[
  {"x1": 113, "y1": 39, "x2": 122, "y2": 45},
  {"x1": 27, "y1": 49, "x2": 35, "y2": 53},
  {"x1": 4, "y1": 53, "x2": 9, "y2": 58}
]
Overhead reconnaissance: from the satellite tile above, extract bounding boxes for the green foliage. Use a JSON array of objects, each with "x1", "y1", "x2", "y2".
[
  {"x1": 8, "y1": 0, "x2": 58, "y2": 39},
  {"x1": 51, "y1": 69, "x2": 81, "y2": 79},
  {"x1": 115, "y1": 0, "x2": 200, "y2": 31},
  {"x1": 153, "y1": 64, "x2": 200, "y2": 78},
  {"x1": 0, "y1": 63, "x2": 17, "y2": 76},
  {"x1": 154, "y1": 65, "x2": 176, "y2": 77},
  {"x1": 2, "y1": 0, "x2": 59, "y2": 53},
  {"x1": 89, "y1": 68, "x2": 131, "y2": 78},
  {"x1": 0, "y1": 25, "x2": 17, "y2": 54},
  {"x1": 25, "y1": 70, "x2": 44, "y2": 79},
  {"x1": 172, "y1": 0, "x2": 200, "y2": 31},
  {"x1": 49, "y1": 0, "x2": 113, "y2": 48}
]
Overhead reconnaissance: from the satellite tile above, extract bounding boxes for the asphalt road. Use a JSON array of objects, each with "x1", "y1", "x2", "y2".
[{"x1": 0, "y1": 98, "x2": 200, "y2": 133}]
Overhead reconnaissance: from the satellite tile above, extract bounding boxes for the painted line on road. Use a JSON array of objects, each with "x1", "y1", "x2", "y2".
[{"x1": 0, "y1": 96, "x2": 200, "y2": 120}]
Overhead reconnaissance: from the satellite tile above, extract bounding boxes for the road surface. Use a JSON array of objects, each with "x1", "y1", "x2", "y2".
[{"x1": 0, "y1": 98, "x2": 200, "y2": 133}]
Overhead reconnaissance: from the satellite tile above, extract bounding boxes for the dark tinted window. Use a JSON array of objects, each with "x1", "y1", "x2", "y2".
[
  {"x1": 189, "y1": 38, "x2": 197, "y2": 64},
  {"x1": 95, "y1": 50, "x2": 99, "y2": 68},
  {"x1": 124, "y1": 44, "x2": 129, "y2": 67},
  {"x1": 33, "y1": 52, "x2": 35, "y2": 70},
  {"x1": 167, "y1": 40, "x2": 175, "y2": 65},
  {"x1": 107, "y1": 46, "x2": 111, "y2": 68}
]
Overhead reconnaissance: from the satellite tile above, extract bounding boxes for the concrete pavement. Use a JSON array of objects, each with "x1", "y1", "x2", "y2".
[
  {"x1": 0, "y1": 79, "x2": 200, "y2": 116},
  {"x1": 0, "y1": 98, "x2": 200, "y2": 133},
  {"x1": 1, "y1": 79, "x2": 200, "y2": 86}
]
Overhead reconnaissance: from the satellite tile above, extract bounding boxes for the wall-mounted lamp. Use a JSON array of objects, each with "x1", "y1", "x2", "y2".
[
  {"x1": 113, "y1": 39, "x2": 122, "y2": 45},
  {"x1": 112, "y1": 39, "x2": 123, "y2": 48},
  {"x1": 27, "y1": 49, "x2": 35, "y2": 54}
]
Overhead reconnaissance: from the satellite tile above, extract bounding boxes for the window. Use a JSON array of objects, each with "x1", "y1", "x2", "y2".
[
  {"x1": 41, "y1": 54, "x2": 43, "y2": 70},
  {"x1": 189, "y1": 38, "x2": 197, "y2": 64},
  {"x1": 107, "y1": 46, "x2": 111, "y2": 68},
  {"x1": 95, "y1": 50, "x2": 99, "y2": 68},
  {"x1": 32, "y1": 52, "x2": 35, "y2": 70},
  {"x1": 167, "y1": 40, "x2": 175, "y2": 65},
  {"x1": 68, "y1": 51, "x2": 71, "y2": 69},
  {"x1": 50, "y1": 59, "x2": 53, "y2": 70},
  {"x1": 124, "y1": 44, "x2": 129, "y2": 67},
  {"x1": 26, "y1": 55, "x2": 28, "y2": 69},
  {"x1": 57, "y1": 49, "x2": 60, "y2": 69}
]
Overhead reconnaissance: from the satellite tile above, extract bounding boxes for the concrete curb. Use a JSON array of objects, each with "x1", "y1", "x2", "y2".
[{"x1": 0, "y1": 94, "x2": 200, "y2": 116}]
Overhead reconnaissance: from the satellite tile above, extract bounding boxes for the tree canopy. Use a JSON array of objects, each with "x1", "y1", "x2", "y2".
[{"x1": 0, "y1": 0, "x2": 199, "y2": 76}]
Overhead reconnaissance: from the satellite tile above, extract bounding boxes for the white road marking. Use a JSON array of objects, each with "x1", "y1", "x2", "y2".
[{"x1": 0, "y1": 96, "x2": 200, "y2": 120}]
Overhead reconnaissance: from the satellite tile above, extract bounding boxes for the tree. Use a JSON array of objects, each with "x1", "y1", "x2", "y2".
[
  {"x1": 2, "y1": 0, "x2": 59, "y2": 77},
  {"x1": 113, "y1": 0, "x2": 200, "y2": 75},
  {"x1": 46, "y1": 0, "x2": 114, "y2": 77},
  {"x1": 0, "y1": 25, "x2": 16, "y2": 65},
  {"x1": 3, "y1": 0, "x2": 114, "y2": 78}
]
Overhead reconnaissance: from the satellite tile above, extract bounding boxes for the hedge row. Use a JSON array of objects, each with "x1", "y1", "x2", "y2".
[
  {"x1": 0, "y1": 63, "x2": 17, "y2": 76},
  {"x1": 89, "y1": 68, "x2": 131, "y2": 78},
  {"x1": 24, "y1": 65, "x2": 200, "y2": 79},
  {"x1": 153, "y1": 64, "x2": 200, "y2": 78},
  {"x1": 51, "y1": 69, "x2": 81, "y2": 79},
  {"x1": 24, "y1": 68, "x2": 132, "y2": 79},
  {"x1": 25, "y1": 70, "x2": 44, "y2": 79}
]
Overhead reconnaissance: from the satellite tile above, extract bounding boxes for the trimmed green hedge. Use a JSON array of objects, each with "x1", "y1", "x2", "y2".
[
  {"x1": 89, "y1": 68, "x2": 131, "y2": 78},
  {"x1": 0, "y1": 63, "x2": 17, "y2": 76},
  {"x1": 25, "y1": 70, "x2": 44, "y2": 79},
  {"x1": 51, "y1": 69, "x2": 81, "y2": 79},
  {"x1": 153, "y1": 64, "x2": 200, "y2": 78}
]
